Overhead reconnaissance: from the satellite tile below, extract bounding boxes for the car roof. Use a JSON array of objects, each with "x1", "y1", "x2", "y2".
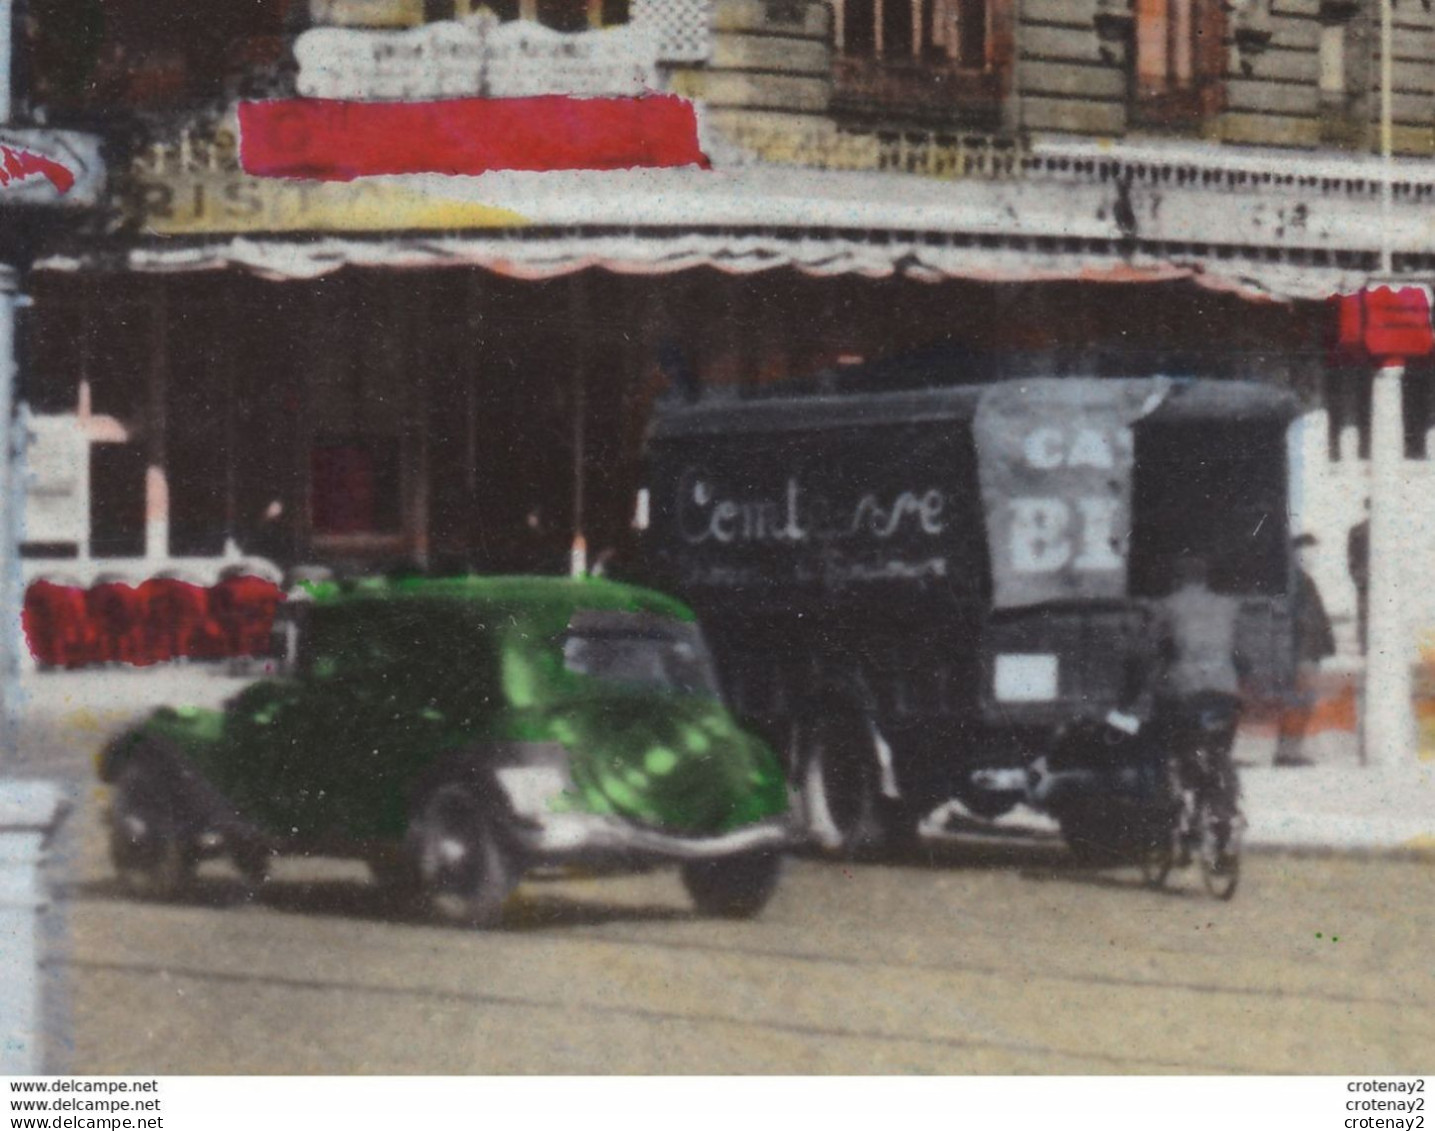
[{"x1": 296, "y1": 574, "x2": 697, "y2": 626}]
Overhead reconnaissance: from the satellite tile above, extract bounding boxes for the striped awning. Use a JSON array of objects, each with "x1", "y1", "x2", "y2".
[{"x1": 37, "y1": 162, "x2": 1410, "y2": 301}]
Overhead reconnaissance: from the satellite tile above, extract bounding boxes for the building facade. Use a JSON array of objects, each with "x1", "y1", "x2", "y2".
[{"x1": 12, "y1": 0, "x2": 1435, "y2": 651}]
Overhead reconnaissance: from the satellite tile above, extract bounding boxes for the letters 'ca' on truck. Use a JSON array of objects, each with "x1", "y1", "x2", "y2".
[{"x1": 640, "y1": 371, "x2": 1302, "y2": 856}]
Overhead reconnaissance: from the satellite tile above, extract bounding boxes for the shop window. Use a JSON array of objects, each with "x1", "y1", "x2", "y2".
[
  {"x1": 1129, "y1": 0, "x2": 1225, "y2": 128},
  {"x1": 89, "y1": 443, "x2": 147, "y2": 558},
  {"x1": 21, "y1": 303, "x2": 82, "y2": 414},
  {"x1": 87, "y1": 303, "x2": 151, "y2": 422},
  {"x1": 311, "y1": 437, "x2": 402, "y2": 536}
]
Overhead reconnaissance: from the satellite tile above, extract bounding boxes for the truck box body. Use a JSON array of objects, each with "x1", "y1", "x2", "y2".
[{"x1": 643, "y1": 375, "x2": 1301, "y2": 814}]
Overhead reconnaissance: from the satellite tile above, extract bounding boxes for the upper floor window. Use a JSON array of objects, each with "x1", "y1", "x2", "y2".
[
  {"x1": 22, "y1": 0, "x2": 294, "y2": 117},
  {"x1": 832, "y1": 0, "x2": 1009, "y2": 127},
  {"x1": 841, "y1": 0, "x2": 992, "y2": 68},
  {"x1": 1130, "y1": 0, "x2": 1224, "y2": 128},
  {"x1": 480, "y1": 0, "x2": 628, "y2": 30}
]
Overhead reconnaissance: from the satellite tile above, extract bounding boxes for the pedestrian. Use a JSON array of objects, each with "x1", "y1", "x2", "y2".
[
  {"x1": 1275, "y1": 533, "x2": 1336, "y2": 767},
  {"x1": 1347, "y1": 499, "x2": 1370, "y2": 656},
  {"x1": 247, "y1": 498, "x2": 297, "y2": 584}
]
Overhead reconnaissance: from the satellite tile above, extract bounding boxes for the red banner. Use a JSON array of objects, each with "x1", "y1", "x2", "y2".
[{"x1": 238, "y1": 96, "x2": 708, "y2": 181}]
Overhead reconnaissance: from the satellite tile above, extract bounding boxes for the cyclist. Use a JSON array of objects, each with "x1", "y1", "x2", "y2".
[{"x1": 1150, "y1": 553, "x2": 1244, "y2": 864}]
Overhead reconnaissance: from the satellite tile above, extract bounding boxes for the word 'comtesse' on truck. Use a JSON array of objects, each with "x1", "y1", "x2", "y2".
[{"x1": 641, "y1": 373, "x2": 1300, "y2": 858}]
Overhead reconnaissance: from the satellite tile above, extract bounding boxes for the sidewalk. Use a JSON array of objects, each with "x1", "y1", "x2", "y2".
[
  {"x1": 6, "y1": 662, "x2": 1435, "y2": 857},
  {"x1": 1233, "y1": 691, "x2": 1435, "y2": 855}
]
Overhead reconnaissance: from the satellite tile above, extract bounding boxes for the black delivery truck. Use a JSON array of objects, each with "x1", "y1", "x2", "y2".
[{"x1": 640, "y1": 370, "x2": 1303, "y2": 857}]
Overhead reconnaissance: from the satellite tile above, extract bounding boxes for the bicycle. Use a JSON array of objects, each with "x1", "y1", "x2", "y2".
[{"x1": 1139, "y1": 693, "x2": 1245, "y2": 900}]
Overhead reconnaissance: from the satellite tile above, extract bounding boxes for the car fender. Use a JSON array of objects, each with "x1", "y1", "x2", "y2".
[
  {"x1": 97, "y1": 728, "x2": 155, "y2": 784},
  {"x1": 98, "y1": 731, "x2": 254, "y2": 841}
]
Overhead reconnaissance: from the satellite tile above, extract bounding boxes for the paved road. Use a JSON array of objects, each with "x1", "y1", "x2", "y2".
[{"x1": 16, "y1": 670, "x2": 1435, "y2": 1075}]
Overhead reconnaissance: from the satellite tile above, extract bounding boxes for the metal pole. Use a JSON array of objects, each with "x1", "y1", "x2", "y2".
[
  {"x1": 0, "y1": 265, "x2": 19, "y2": 759},
  {"x1": 0, "y1": 0, "x2": 13, "y2": 752},
  {"x1": 1379, "y1": 0, "x2": 1393, "y2": 274},
  {"x1": 569, "y1": 275, "x2": 588, "y2": 577},
  {"x1": 0, "y1": 0, "x2": 11, "y2": 123},
  {"x1": 1364, "y1": 360, "x2": 1412, "y2": 767},
  {"x1": 1359, "y1": 0, "x2": 1410, "y2": 767}
]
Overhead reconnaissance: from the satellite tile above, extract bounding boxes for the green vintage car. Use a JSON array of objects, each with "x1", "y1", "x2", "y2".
[{"x1": 98, "y1": 575, "x2": 793, "y2": 925}]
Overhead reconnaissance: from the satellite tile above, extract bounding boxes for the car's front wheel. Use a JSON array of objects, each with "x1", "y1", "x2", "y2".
[
  {"x1": 681, "y1": 851, "x2": 782, "y2": 919},
  {"x1": 108, "y1": 755, "x2": 195, "y2": 901},
  {"x1": 407, "y1": 785, "x2": 516, "y2": 928}
]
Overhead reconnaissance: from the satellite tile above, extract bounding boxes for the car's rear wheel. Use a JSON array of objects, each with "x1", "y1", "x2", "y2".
[
  {"x1": 108, "y1": 756, "x2": 195, "y2": 901},
  {"x1": 407, "y1": 785, "x2": 516, "y2": 928},
  {"x1": 681, "y1": 851, "x2": 782, "y2": 919}
]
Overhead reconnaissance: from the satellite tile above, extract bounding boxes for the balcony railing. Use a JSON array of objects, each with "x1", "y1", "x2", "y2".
[
  {"x1": 832, "y1": 55, "x2": 1003, "y2": 129},
  {"x1": 710, "y1": 112, "x2": 1026, "y2": 179}
]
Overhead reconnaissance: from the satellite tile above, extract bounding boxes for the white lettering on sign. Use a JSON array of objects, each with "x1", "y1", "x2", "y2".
[
  {"x1": 1009, "y1": 497, "x2": 1123, "y2": 574},
  {"x1": 676, "y1": 471, "x2": 945, "y2": 546},
  {"x1": 1073, "y1": 497, "x2": 1122, "y2": 570},
  {"x1": 294, "y1": 17, "x2": 661, "y2": 101},
  {"x1": 1009, "y1": 498, "x2": 1071, "y2": 573},
  {"x1": 1021, "y1": 425, "x2": 1132, "y2": 470},
  {"x1": 679, "y1": 474, "x2": 807, "y2": 545},
  {"x1": 1022, "y1": 428, "x2": 1064, "y2": 470},
  {"x1": 850, "y1": 490, "x2": 945, "y2": 538}
]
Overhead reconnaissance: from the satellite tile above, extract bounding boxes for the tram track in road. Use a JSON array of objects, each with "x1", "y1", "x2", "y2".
[
  {"x1": 58, "y1": 854, "x2": 1430, "y2": 1018},
  {"x1": 62, "y1": 952, "x2": 1228, "y2": 1075},
  {"x1": 56, "y1": 852, "x2": 1435, "y2": 1074}
]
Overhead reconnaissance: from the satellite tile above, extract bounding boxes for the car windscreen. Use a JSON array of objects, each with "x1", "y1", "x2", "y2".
[{"x1": 560, "y1": 612, "x2": 719, "y2": 696}]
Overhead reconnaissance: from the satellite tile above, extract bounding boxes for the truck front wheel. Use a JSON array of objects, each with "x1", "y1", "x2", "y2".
[{"x1": 798, "y1": 717, "x2": 913, "y2": 857}]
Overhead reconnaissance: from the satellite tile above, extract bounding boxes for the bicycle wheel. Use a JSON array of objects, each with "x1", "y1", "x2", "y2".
[
  {"x1": 1138, "y1": 755, "x2": 1184, "y2": 888},
  {"x1": 1138, "y1": 820, "x2": 1176, "y2": 888},
  {"x1": 1197, "y1": 795, "x2": 1242, "y2": 901}
]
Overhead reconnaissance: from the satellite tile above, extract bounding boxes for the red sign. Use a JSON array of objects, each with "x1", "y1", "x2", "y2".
[
  {"x1": 0, "y1": 143, "x2": 75, "y2": 194},
  {"x1": 238, "y1": 95, "x2": 708, "y2": 181},
  {"x1": 1334, "y1": 284, "x2": 1435, "y2": 360}
]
